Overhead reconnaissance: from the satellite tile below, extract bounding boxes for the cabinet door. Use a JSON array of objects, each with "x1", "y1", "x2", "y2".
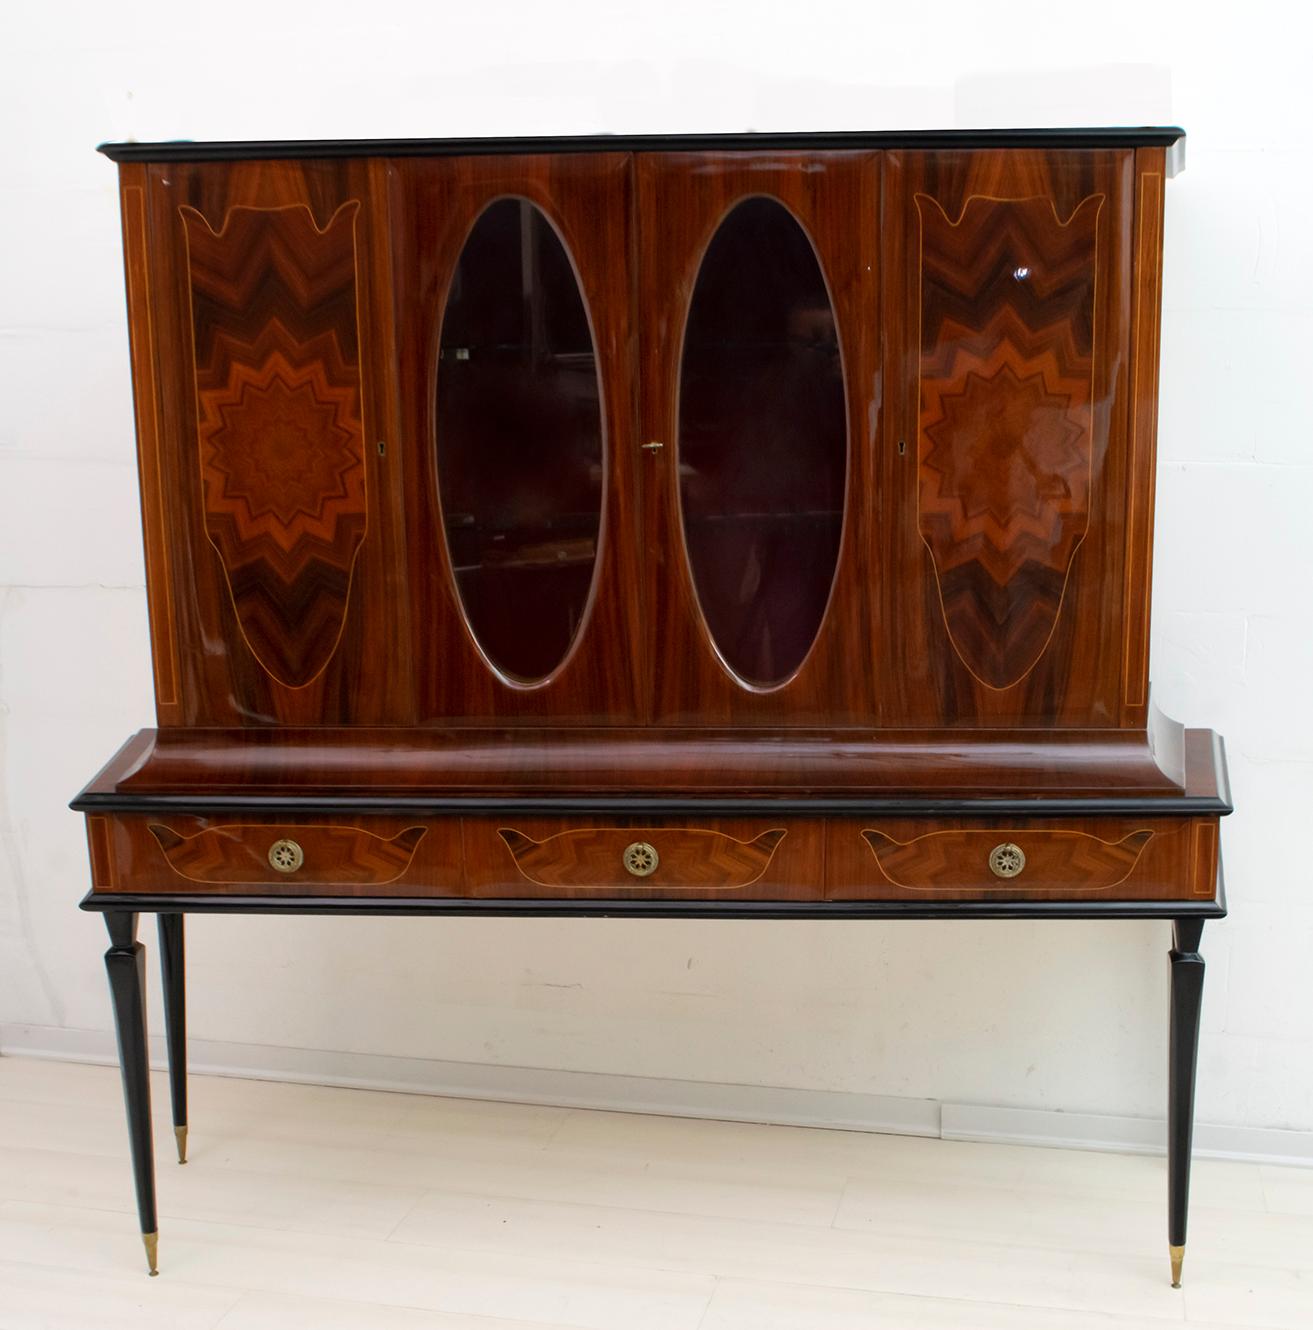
[
  {"x1": 638, "y1": 152, "x2": 879, "y2": 725},
  {"x1": 135, "y1": 158, "x2": 411, "y2": 726},
  {"x1": 393, "y1": 154, "x2": 643, "y2": 724},
  {"x1": 880, "y1": 149, "x2": 1140, "y2": 726}
]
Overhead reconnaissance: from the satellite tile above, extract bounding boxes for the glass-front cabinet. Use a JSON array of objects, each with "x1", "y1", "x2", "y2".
[{"x1": 204, "y1": 146, "x2": 1138, "y2": 734}]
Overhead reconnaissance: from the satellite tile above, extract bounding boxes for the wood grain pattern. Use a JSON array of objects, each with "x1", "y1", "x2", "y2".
[
  {"x1": 141, "y1": 158, "x2": 412, "y2": 725},
  {"x1": 495, "y1": 825, "x2": 786, "y2": 890},
  {"x1": 118, "y1": 166, "x2": 181, "y2": 720},
  {"x1": 880, "y1": 150, "x2": 1135, "y2": 726},
  {"x1": 637, "y1": 151, "x2": 879, "y2": 725},
  {"x1": 147, "y1": 821, "x2": 426, "y2": 886},
  {"x1": 391, "y1": 154, "x2": 643, "y2": 724},
  {"x1": 829, "y1": 815, "x2": 1215, "y2": 902},
  {"x1": 917, "y1": 192, "x2": 1101, "y2": 689},
  {"x1": 181, "y1": 200, "x2": 367, "y2": 687},
  {"x1": 102, "y1": 814, "x2": 461, "y2": 897},
  {"x1": 462, "y1": 816, "x2": 824, "y2": 899},
  {"x1": 1122, "y1": 148, "x2": 1167, "y2": 721},
  {"x1": 860, "y1": 825, "x2": 1151, "y2": 892},
  {"x1": 81, "y1": 723, "x2": 1218, "y2": 805}
]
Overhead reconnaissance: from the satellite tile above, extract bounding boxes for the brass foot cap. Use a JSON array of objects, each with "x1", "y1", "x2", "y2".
[
  {"x1": 175, "y1": 1124, "x2": 188, "y2": 1165},
  {"x1": 143, "y1": 1230, "x2": 159, "y2": 1277},
  {"x1": 1169, "y1": 1243, "x2": 1185, "y2": 1288}
]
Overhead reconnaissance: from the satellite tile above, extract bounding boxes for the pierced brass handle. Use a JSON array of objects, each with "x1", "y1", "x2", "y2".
[
  {"x1": 622, "y1": 841, "x2": 659, "y2": 878},
  {"x1": 268, "y1": 838, "x2": 304, "y2": 874},
  {"x1": 988, "y1": 842, "x2": 1025, "y2": 879}
]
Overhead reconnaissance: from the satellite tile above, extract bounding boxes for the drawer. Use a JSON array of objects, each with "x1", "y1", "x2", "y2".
[
  {"x1": 87, "y1": 815, "x2": 464, "y2": 896},
  {"x1": 462, "y1": 818, "x2": 824, "y2": 899},
  {"x1": 826, "y1": 817, "x2": 1219, "y2": 902}
]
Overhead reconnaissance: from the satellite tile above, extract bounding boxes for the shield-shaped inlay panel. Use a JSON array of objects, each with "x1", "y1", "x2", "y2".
[
  {"x1": 917, "y1": 193, "x2": 1103, "y2": 690},
  {"x1": 182, "y1": 202, "x2": 367, "y2": 688}
]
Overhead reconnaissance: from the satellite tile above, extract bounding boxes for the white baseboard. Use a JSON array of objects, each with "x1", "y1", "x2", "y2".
[{"x1": 3, "y1": 1021, "x2": 1310, "y2": 1167}]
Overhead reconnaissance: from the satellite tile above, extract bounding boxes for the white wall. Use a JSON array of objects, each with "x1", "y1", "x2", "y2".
[{"x1": 3, "y1": 0, "x2": 1311, "y2": 1148}]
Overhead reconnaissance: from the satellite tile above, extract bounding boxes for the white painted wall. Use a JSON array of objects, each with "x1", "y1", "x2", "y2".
[{"x1": 3, "y1": 0, "x2": 1311, "y2": 1147}]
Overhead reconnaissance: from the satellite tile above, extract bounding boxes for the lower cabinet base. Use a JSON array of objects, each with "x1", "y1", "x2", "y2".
[
  {"x1": 87, "y1": 889, "x2": 1221, "y2": 1285},
  {"x1": 87, "y1": 812, "x2": 1222, "y2": 904}
]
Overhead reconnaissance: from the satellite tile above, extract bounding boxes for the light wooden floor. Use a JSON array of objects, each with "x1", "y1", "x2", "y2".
[{"x1": 0, "y1": 1057, "x2": 1309, "y2": 1328}]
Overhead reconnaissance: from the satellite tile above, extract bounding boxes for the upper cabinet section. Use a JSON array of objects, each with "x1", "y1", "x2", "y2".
[
  {"x1": 114, "y1": 138, "x2": 1170, "y2": 732},
  {"x1": 677, "y1": 197, "x2": 847, "y2": 687},
  {"x1": 435, "y1": 197, "x2": 604, "y2": 684}
]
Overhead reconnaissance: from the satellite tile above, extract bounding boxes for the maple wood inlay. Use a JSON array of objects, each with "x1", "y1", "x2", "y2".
[
  {"x1": 497, "y1": 825, "x2": 787, "y2": 891},
  {"x1": 181, "y1": 201, "x2": 368, "y2": 687},
  {"x1": 917, "y1": 193, "x2": 1102, "y2": 690},
  {"x1": 147, "y1": 822, "x2": 426, "y2": 886},
  {"x1": 860, "y1": 825, "x2": 1152, "y2": 892}
]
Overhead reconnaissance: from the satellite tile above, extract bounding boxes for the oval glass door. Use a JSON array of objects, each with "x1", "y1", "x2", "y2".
[
  {"x1": 678, "y1": 197, "x2": 847, "y2": 687},
  {"x1": 436, "y1": 198, "x2": 604, "y2": 683}
]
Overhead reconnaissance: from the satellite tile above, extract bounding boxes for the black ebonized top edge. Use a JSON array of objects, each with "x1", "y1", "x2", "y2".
[
  {"x1": 97, "y1": 126, "x2": 1187, "y2": 163},
  {"x1": 69, "y1": 791, "x2": 1233, "y2": 818}
]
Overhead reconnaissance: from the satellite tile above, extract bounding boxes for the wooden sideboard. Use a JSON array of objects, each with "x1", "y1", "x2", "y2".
[{"x1": 74, "y1": 127, "x2": 1228, "y2": 1286}]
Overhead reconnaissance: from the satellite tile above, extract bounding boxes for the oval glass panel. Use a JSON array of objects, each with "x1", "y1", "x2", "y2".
[
  {"x1": 678, "y1": 197, "x2": 847, "y2": 686},
  {"x1": 436, "y1": 198, "x2": 603, "y2": 682}
]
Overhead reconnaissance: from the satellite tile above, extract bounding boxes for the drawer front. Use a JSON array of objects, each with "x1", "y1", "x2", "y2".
[
  {"x1": 826, "y1": 817, "x2": 1219, "y2": 902},
  {"x1": 462, "y1": 818, "x2": 824, "y2": 899},
  {"x1": 88, "y1": 815, "x2": 464, "y2": 896}
]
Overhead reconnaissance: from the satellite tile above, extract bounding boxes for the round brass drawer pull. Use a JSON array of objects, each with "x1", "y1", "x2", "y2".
[
  {"x1": 268, "y1": 838, "x2": 304, "y2": 874},
  {"x1": 988, "y1": 842, "x2": 1026, "y2": 879},
  {"x1": 622, "y1": 841, "x2": 659, "y2": 878}
]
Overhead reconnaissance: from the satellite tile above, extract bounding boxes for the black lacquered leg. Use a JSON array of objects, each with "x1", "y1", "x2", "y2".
[
  {"x1": 103, "y1": 911, "x2": 159, "y2": 1276},
  {"x1": 157, "y1": 913, "x2": 187, "y2": 1165},
  {"x1": 1168, "y1": 917, "x2": 1205, "y2": 1288}
]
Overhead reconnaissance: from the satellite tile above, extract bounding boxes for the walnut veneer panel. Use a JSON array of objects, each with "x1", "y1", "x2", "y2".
[
  {"x1": 826, "y1": 816, "x2": 1220, "y2": 902},
  {"x1": 462, "y1": 817, "x2": 824, "y2": 900},
  {"x1": 95, "y1": 815, "x2": 462, "y2": 897},
  {"x1": 390, "y1": 154, "x2": 644, "y2": 724},
  {"x1": 132, "y1": 159, "x2": 413, "y2": 726},
  {"x1": 879, "y1": 149, "x2": 1140, "y2": 727},
  {"x1": 637, "y1": 151, "x2": 879, "y2": 725}
]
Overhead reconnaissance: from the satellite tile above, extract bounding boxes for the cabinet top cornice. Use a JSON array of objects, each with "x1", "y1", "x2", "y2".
[{"x1": 98, "y1": 126, "x2": 1186, "y2": 168}]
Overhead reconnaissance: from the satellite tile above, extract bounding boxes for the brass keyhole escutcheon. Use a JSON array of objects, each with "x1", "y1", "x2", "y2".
[
  {"x1": 988, "y1": 842, "x2": 1026, "y2": 879},
  {"x1": 268, "y1": 838, "x2": 304, "y2": 874},
  {"x1": 622, "y1": 841, "x2": 659, "y2": 878}
]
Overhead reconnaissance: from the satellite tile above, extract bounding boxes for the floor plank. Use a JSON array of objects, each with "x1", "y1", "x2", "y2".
[{"x1": 0, "y1": 1056, "x2": 1308, "y2": 1329}]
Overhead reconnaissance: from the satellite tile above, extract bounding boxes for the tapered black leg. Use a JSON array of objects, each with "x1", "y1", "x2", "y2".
[
  {"x1": 157, "y1": 913, "x2": 187, "y2": 1165},
  {"x1": 1168, "y1": 917, "x2": 1205, "y2": 1288},
  {"x1": 103, "y1": 911, "x2": 158, "y2": 1275}
]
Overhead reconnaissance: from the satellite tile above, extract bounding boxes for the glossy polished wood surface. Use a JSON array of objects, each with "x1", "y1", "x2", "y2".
[
  {"x1": 879, "y1": 149, "x2": 1138, "y2": 727},
  {"x1": 86, "y1": 809, "x2": 1218, "y2": 903},
  {"x1": 75, "y1": 721, "x2": 1234, "y2": 809},
  {"x1": 829, "y1": 814, "x2": 1219, "y2": 902},
  {"x1": 638, "y1": 150, "x2": 878, "y2": 724},
  {"x1": 88, "y1": 134, "x2": 1226, "y2": 909},
  {"x1": 392, "y1": 153, "x2": 643, "y2": 724}
]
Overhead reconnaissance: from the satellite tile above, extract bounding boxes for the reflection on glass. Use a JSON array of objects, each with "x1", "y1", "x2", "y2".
[
  {"x1": 678, "y1": 197, "x2": 846, "y2": 687},
  {"x1": 436, "y1": 198, "x2": 603, "y2": 682}
]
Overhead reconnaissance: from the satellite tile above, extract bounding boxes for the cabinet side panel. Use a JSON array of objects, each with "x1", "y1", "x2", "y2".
[
  {"x1": 118, "y1": 164, "x2": 181, "y2": 723},
  {"x1": 881, "y1": 149, "x2": 1135, "y2": 727},
  {"x1": 143, "y1": 159, "x2": 413, "y2": 724},
  {"x1": 1121, "y1": 146, "x2": 1167, "y2": 722}
]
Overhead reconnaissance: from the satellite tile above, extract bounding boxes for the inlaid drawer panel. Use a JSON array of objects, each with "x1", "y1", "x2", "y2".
[
  {"x1": 88, "y1": 815, "x2": 464, "y2": 897},
  {"x1": 826, "y1": 817, "x2": 1219, "y2": 902},
  {"x1": 461, "y1": 818, "x2": 824, "y2": 899}
]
